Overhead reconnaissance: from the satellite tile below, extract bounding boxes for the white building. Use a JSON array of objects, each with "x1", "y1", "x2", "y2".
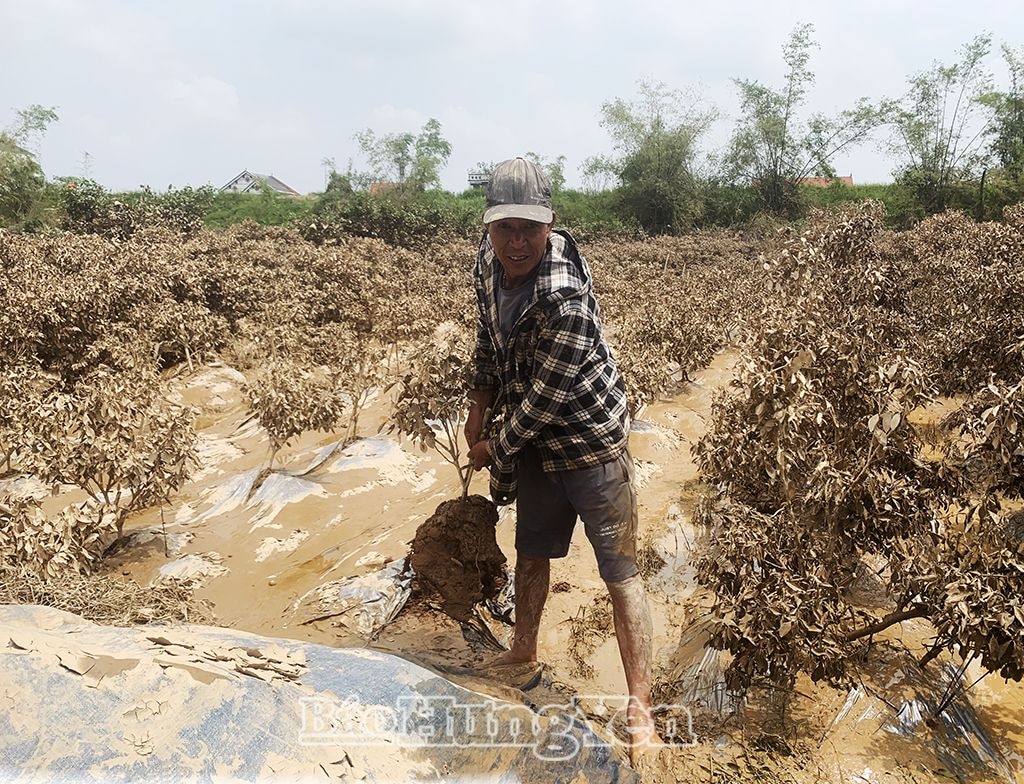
[{"x1": 220, "y1": 170, "x2": 302, "y2": 197}]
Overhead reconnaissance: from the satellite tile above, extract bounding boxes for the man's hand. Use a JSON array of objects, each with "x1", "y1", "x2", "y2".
[
  {"x1": 465, "y1": 389, "x2": 495, "y2": 449},
  {"x1": 468, "y1": 439, "x2": 493, "y2": 471}
]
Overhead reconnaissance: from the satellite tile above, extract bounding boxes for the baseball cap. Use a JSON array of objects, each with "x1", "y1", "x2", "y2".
[{"x1": 482, "y1": 157, "x2": 554, "y2": 225}]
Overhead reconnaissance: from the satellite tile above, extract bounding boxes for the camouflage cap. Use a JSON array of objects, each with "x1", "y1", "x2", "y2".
[{"x1": 483, "y1": 157, "x2": 554, "y2": 225}]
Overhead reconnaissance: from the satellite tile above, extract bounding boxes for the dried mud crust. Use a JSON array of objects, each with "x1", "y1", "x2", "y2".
[{"x1": 410, "y1": 494, "x2": 507, "y2": 622}]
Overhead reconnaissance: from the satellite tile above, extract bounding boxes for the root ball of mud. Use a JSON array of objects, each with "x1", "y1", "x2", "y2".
[{"x1": 410, "y1": 495, "x2": 506, "y2": 622}]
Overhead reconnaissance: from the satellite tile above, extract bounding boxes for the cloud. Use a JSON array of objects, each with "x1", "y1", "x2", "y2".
[
  {"x1": 4, "y1": 0, "x2": 1023, "y2": 193},
  {"x1": 365, "y1": 105, "x2": 428, "y2": 133},
  {"x1": 161, "y1": 76, "x2": 242, "y2": 124}
]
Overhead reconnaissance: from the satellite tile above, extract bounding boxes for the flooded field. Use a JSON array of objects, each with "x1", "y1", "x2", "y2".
[
  {"x1": 3, "y1": 210, "x2": 1024, "y2": 782},
  {"x1": 76, "y1": 350, "x2": 1024, "y2": 783}
]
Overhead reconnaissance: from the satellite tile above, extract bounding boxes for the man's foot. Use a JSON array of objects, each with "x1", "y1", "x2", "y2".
[
  {"x1": 625, "y1": 701, "x2": 664, "y2": 769},
  {"x1": 485, "y1": 648, "x2": 538, "y2": 667},
  {"x1": 629, "y1": 741, "x2": 672, "y2": 778}
]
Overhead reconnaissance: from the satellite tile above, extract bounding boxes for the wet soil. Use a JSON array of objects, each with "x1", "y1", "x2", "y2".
[
  {"x1": 38, "y1": 353, "x2": 1024, "y2": 783},
  {"x1": 409, "y1": 494, "x2": 506, "y2": 622}
]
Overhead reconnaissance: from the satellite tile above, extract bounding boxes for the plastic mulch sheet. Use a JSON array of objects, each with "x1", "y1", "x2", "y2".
[{"x1": 0, "y1": 604, "x2": 637, "y2": 783}]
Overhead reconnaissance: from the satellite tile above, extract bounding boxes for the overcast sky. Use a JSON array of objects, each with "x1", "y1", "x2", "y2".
[{"x1": 3, "y1": 0, "x2": 1022, "y2": 194}]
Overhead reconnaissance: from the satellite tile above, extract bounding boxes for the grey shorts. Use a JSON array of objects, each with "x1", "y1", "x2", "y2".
[{"x1": 514, "y1": 445, "x2": 639, "y2": 583}]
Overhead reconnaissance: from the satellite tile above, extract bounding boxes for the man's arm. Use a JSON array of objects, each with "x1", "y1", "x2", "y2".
[
  {"x1": 467, "y1": 291, "x2": 498, "y2": 449},
  {"x1": 465, "y1": 387, "x2": 495, "y2": 449}
]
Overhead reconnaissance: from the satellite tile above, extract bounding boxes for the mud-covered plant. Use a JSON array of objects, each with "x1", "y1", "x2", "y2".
[
  {"x1": 893, "y1": 509, "x2": 1024, "y2": 684},
  {"x1": 0, "y1": 363, "x2": 45, "y2": 475},
  {"x1": 149, "y1": 301, "x2": 228, "y2": 371},
  {"x1": 612, "y1": 310, "x2": 673, "y2": 418},
  {"x1": 635, "y1": 531, "x2": 667, "y2": 582},
  {"x1": 946, "y1": 377, "x2": 1024, "y2": 499},
  {"x1": 0, "y1": 366, "x2": 196, "y2": 574},
  {"x1": 37, "y1": 368, "x2": 197, "y2": 540},
  {"x1": 294, "y1": 324, "x2": 388, "y2": 447},
  {"x1": 696, "y1": 203, "x2": 1024, "y2": 698},
  {"x1": 694, "y1": 203, "x2": 957, "y2": 693},
  {"x1": 593, "y1": 234, "x2": 758, "y2": 412},
  {"x1": 243, "y1": 358, "x2": 348, "y2": 468},
  {"x1": 0, "y1": 495, "x2": 112, "y2": 577},
  {"x1": 898, "y1": 210, "x2": 1024, "y2": 393},
  {"x1": 935, "y1": 524, "x2": 1024, "y2": 682},
  {"x1": 338, "y1": 338, "x2": 388, "y2": 446},
  {"x1": 897, "y1": 377, "x2": 1024, "y2": 682},
  {"x1": 388, "y1": 326, "x2": 475, "y2": 494},
  {"x1": 566, "y1": 597, "x2": 614, "y2": 679}
]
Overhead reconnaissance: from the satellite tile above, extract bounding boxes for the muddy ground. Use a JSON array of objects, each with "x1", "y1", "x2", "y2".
[{"x1": 20, "y1": 350, "x2": 1023, "y2": 783}]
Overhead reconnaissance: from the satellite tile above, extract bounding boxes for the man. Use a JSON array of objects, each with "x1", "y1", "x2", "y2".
[{"x1": 465, "y1": 157, "x2": 659, "y2": 757}]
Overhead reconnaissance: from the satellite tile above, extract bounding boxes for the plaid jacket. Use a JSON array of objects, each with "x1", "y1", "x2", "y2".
[{"x1": 472, "y1": 229, "x2": 629, "y2": 505}]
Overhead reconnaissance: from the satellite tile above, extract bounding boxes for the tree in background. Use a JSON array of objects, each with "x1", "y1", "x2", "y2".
[
  {"x1": 586, "y1": 79, "x2": 716, "y2": 233},
  {"x1": 725, "y1": 23, "x2": 883, "y2": 218},
  {"x1": 524, "y1": 152, "x2": 567, "y2": 194},
  {"x1": 886, "y1": 34, "x2": 995, "y2": 215},
  {"x1": 355, "y1": 118, "x2": 452, "y2": 190},
  {"x1": 320, "y1": 156, "x2": 337, "y2": 190},
  {"x1": 0, "y1": 105, "x2": 58, "y2": 228},
  {"x1": 983, "y1": 44, "x2": 1024, "y2": 183}
]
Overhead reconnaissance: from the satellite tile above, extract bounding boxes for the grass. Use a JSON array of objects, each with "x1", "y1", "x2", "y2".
[
  {"x1": 203, "y1": 191, "x2": 316, "y2": 228},
  {"x1": 636, "y1": 532, "x2": 668, "y2": 582},
  {"x1": 0, "y1": 564, "x2": 214, "y2": 626},
  {"x1": 566, "y1": 595, "x2": 614, "y2": 678}
]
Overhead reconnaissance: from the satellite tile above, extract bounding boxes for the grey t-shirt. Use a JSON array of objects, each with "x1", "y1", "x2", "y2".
[{"x1": 498, "y1": 279, "x2": 535, "y2": 341}]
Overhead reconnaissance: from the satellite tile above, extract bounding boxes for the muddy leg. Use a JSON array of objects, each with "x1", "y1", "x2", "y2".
[
  {"x1": 606, "y1": 574, "x2": 661, "y2": 762},
  {"x1": 492, "y1": 555, "x2": 549, "y2": 665}
]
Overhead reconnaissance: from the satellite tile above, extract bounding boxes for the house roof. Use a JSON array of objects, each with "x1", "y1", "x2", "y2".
[{"x1": 220, "y1": 170, "x2": 302, "y2": 197}]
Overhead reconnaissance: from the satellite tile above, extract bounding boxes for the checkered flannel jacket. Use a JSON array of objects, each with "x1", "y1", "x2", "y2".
[{"x1": 472, "y1": 229, "x2": 629, "y2": 505}]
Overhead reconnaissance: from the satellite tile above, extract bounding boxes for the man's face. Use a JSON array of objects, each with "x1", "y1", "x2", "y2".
[{"x1": 486, "y1": 218, "x2": 553, "y2": 285}]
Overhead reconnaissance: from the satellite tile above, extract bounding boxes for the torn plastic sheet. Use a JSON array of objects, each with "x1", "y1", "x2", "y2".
[
  {"x1": 293, "y1": 436, "x2": 352, "y2": 477},
  {"x1": 178, "y1": 467, "x2": 258, "y2": 526},
  {"x1": 483, "y1": 564, "x2": 515, "y2": 626},
  {"x1": 154, "y1": 552, "x2": 228, "y2": 586},
  {"x1": 822, "y1": 653, "x2": 1015, "y2": 782},
  {"x1": 246, "y1": 472, "x2": 328, "y2": 532},
  {"x1": 323, "y1": 437, "x2": 402, "y2": 475},
  {"x1": 459, "y1": 564, "x2": 515, "y2": 651},
  {"x1": 658, "y1": 616, "x2": 743, "y2": 717},
  {"x1": 0, "y1": 475, "x2": 50, "y2": 502},
  {"x1": 295, "y1": 557, "x2": 413, "y2": 638}
]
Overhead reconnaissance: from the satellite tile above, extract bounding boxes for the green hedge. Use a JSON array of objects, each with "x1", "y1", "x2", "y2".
[
  {"x1": 203, "y1": 190, "x2": 315, "y2": 228},
  {"x1": 12, "y1": 174, "x2": 1023, "y2": 243}
]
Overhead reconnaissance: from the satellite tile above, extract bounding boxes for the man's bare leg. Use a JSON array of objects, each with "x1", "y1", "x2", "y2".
[
  {"x1": 491, "y1": 555, "x2": 550, "y2": 665},
  {"x1": 607, "y1": 574, "x2": 660, "y2": 761}
]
